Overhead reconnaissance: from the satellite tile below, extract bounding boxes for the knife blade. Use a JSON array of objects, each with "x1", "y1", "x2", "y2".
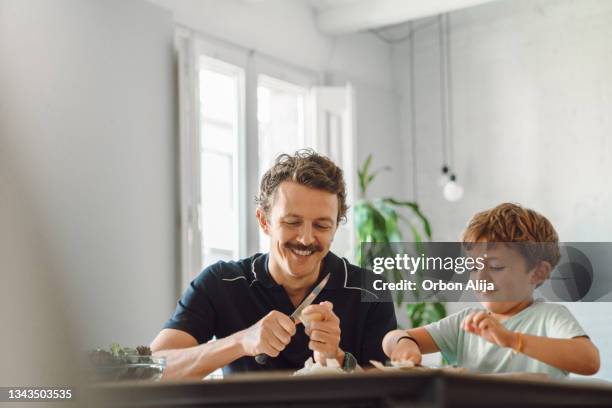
[
  {"x1": 255, "y1": 273, "x2": 330, "y2": 365},
  {"x1": 290, "y1": 273, "x2": 330, "y2": 324}
]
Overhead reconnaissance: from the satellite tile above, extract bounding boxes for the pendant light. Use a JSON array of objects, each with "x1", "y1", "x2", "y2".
[{"x1": 439, "y1": 13, "x2": 463, "y2": 202}]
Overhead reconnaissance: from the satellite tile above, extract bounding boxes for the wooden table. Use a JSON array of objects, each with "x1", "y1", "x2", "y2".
[{"x1": 90, "y1": 370, "x2": 612, "y2": 408}]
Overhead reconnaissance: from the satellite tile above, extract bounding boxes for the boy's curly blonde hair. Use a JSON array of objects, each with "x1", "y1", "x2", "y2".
[{"x1": 462, "y1": 203, "x2": 560, "y2": 268}]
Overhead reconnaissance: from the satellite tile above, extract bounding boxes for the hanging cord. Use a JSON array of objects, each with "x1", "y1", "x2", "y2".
[
  {"x1": 438, "y1": 15, "x2": 449, "y2": 168},
  {"x1": 445, "y1": 13, "x2": 455, "y2": 171},
  {"x1": 409, "y1": 21, "x2": 418, "y2": 202}
]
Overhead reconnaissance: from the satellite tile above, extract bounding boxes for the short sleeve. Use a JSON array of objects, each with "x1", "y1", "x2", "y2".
[
  {"x1": 545, "y1": 305, "x2": 587, "y2": 339},
  {"x1": 162, "y1": 266, "x2": 219, "y2": 344},
  {"x1": 359, "y1": 301, "x2": 397, "y2": 365},
  {"x1": 424, "y1": 309, "x2": 468, "y2": 363}
]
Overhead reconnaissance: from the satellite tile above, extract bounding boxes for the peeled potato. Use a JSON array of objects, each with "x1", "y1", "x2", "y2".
[
  {"x1": 390, "y1": 360, "x2": 416, "y2": 369},
  {"x1": 300, "y1": 312, "x2": 323, "y2": 327}
]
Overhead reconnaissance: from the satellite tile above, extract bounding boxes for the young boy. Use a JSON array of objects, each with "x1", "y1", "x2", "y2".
[{"x1": 382, "y1": 203, "x2": 600, "y2": 379}]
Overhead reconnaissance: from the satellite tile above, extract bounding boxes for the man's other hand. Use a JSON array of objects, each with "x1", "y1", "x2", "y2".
[{"x1": 302, "y1": 301, "x2": 342, "y2": 365}]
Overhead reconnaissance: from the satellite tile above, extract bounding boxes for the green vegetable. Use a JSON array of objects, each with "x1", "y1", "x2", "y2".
[{"x1": 88, "y1": 343, "x2": 163, "y2": 382}]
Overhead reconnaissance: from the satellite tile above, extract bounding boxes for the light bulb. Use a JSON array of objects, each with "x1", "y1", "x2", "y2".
[
  {"x1": 443, "y1": 174, "x2": 463, "y2": 202},
  {"x1": 438, "y1": 165, "x2": 450, "y2": 187}
]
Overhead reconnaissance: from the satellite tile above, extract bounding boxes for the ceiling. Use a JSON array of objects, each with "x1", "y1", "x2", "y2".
[
  {"x1": 305, "y1": 0, "x2": 500, "y2": 35},
  {"x1": 307, "y1": 0, "x2": 361, "y2": 12}
]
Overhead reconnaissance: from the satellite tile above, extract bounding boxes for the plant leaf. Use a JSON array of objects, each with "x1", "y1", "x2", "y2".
[
  {"x1": 382, "y1": 198, "x2": 432, "y2": 240},
  {"x1": 433, "y1": 302, "x2": 447, "y2": 320},
  {"x1": 375, "y1": 200, "x2": 403, "y2": 241},
  {"x1": 396, "y1": 213, "x2": 422, "y2": 243},
  {"x1": 358, "y1": 155, "x2": 373, "y2": 196}
]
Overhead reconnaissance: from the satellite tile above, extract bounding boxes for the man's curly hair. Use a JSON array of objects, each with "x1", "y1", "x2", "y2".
[{"x1": 256, "y1": 149, "x2": 348, "y2": 224}]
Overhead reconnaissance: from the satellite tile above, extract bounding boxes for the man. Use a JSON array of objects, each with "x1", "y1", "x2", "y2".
[{"x1": 151, "y1": 150, "x2": 397, "y2": 379}]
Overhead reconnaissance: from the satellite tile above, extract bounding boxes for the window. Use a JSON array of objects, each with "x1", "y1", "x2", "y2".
[
  {"x1": 257, "y1": 74, "x2": 313, "y2": 252},
  {"x1": 257, "y1": 75, "x2": 309, "y2": 174},
  {"x1": 199, "y1": 59, "x2": 243, "y2": 268}
]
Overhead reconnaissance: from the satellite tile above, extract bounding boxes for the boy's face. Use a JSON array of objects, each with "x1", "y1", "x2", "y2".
[{"x1": 468, "y1": 244, "x2": 546, "y2": 314}]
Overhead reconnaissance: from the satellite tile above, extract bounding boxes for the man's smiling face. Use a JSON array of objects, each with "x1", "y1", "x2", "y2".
[{"x1": 258, "y1": 181, "x2": 338, "y2": 282}]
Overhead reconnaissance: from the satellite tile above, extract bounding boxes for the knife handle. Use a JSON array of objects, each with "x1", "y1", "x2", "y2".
[
  {"x1": 255, "y1": 353, "x2": 269, "y2": 365},
  {"x1": 255, "y1": 316, "x2": 297, "y2": 365}
]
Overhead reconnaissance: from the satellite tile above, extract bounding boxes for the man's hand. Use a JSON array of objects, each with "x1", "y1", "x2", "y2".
[
  {"x1": 302, "y1": 301, "x2": 342, "y2": 365},
  {"x1": 462, "y1": 311, "x2": 514, "y2": 348},
  {"x1": 239, "y1": 311, "x2": 296, "y2": 358},
  {"x1": 390, "y1": 337, "x2": 422, "y2": 364}
]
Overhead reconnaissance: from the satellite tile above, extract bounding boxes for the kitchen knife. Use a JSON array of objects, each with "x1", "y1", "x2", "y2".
[{"x1": 255, "y1": 273, "x2": 330, "y2": 365}]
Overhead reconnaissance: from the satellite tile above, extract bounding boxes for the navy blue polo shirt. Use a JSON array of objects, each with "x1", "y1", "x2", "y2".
[{"x1": 163, "y1": 251, "x2": 397, "y2": 375}]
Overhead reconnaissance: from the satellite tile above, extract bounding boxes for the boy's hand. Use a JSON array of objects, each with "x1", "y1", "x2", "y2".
[
  {"x1": 462, "y1": 311, "x2": 515, "y2": 348},
  {"x1": 391, "y1": 337, "x2": 422, "y2": 365}
]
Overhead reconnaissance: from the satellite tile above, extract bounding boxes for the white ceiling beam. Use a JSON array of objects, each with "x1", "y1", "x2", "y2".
[{"x1": 316, "y1": 0, "x2": 500, "y2": 35}]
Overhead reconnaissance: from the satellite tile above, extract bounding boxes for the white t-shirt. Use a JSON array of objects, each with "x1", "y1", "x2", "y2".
[{"x1": 425, "y1": 300, "x2": 587, "y2": 379}]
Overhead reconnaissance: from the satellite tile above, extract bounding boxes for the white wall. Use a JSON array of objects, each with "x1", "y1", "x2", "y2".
[
  {"x1": 393, "y1": 0, "x2": 612, "y2": 242},
  {"x1": 0, "y1": 0, "x2": 177, "y2": 347},
  {"x1": 1, "y1": 151, "x2": 83, "y2": 384},
  {"x1": 392, "y1": 0, "x2": 612, "y2": 379},
  {"x1": 147, "y1": 0, "x2": 403, "y2": 199}
]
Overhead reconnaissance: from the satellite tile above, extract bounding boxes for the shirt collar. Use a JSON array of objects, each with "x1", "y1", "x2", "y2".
[
  {"x1": 251, "y1": 253, "x2": 275, "y2": 288},
  {"x1": 251, "y1": 251, "x2": 346, "y2": 290}
]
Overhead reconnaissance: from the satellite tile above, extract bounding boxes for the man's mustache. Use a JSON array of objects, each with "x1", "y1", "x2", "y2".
[{"x1": 284, "y1": 242, "x2": 322, "y2": 253}]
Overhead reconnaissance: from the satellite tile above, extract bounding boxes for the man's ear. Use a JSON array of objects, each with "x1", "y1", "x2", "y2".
[
  {"x1": 530, "y1": 261, "x2": 552, "y2": 286},
  {"x1": 256, "y1": 208, "x2": 270, "y2": 235}
]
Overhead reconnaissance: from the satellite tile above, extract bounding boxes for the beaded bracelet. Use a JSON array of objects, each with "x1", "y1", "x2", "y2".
[{"x1": 512, "y1": 332, "x2": 524, "y2": 355}]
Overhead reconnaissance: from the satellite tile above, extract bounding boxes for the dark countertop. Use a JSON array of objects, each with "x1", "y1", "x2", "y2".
[{"x1": 89, "y1": 369, "x2": 612, "y2": 408}]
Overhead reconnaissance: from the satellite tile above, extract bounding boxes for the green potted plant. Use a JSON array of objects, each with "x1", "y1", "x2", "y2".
[{"x1": 354, "y1": 154, "x2": 446, "y2": 329}]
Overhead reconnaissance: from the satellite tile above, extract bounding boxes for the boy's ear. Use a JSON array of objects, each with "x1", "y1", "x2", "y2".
[
  {"x1": 531, "y1": 261, "x2": 552, "y2": 286},
  {"x1": 256, "y1": 208, "x2": 270, "y2": 235}
]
